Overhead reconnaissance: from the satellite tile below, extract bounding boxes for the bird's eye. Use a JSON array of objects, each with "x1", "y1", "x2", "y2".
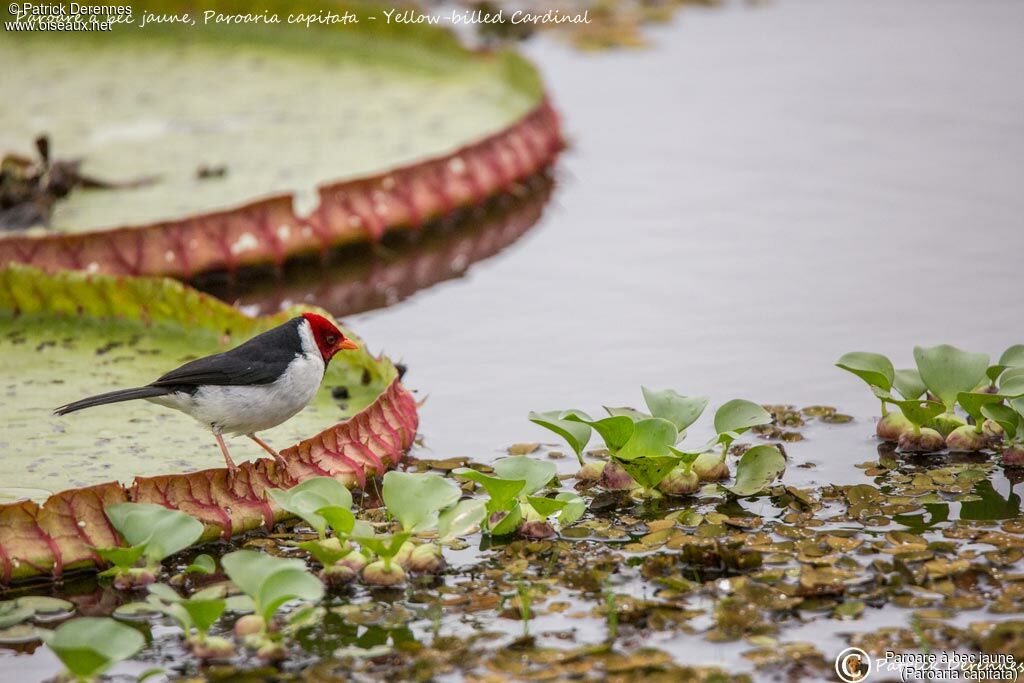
[{"x1": 325, "y1": 335, "x2": 337, "y2": 346}]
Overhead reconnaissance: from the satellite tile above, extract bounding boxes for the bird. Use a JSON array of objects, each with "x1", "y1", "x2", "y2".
[{"x1": 54, "y1": 312, "x2": 358, "y2": 472}]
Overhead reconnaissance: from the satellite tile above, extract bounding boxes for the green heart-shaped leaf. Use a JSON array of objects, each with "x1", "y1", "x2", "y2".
[
  {"x1": 723, "y1": 445, "x2": 786, "y2": 497},
  {"x1": 40, "y1": 618, "x2": 144, "y2": 678},
  {"x1": 981, "y1": 404, "x2": 1020, "y2": 440},
  {"x1": 528, "y1": 410, "x2": 592, "y2": 461},
  {"x1": 452, "y1": 468, "x2": 525, "y2": 512},
  {"x1": 836, "y1": 352, "x2": 895, "y2": 391},
  {"x1": 268, "y1": 477, "x2": 354, "y2": 538},
  {"x1": 616, "y1": 418, "x2": 678, "y2": 460},
  {"x1": 525, "y1": 495, "x2": 568, "y2": 518},
  {"x1": 565, "y1": 414, "x2": 634, "y2": 452},
  {"x1": 381, "y1": 471, "x2": 461, "y2": 533},
  {"x1": 492, "y1": 457, "x2": 557, "y2": 496},
  {"x1": 913, "y1": 344, "x2": 989, "y2": 411},
  {"x1": 713, "y1": 399, "x2": 772, "y2": 436},
  {"x1": 555, "y1": 493, "x2": 586, "y2": 525},
  {"x1": 616, "y1": 455, "x2": 679, "y2": 490},
  {"x1": 641, "y1": 387, "x2": 709, "y2": 432},
  {"x1": 893, "y1": 368, "x2": 927, "y2": 400},
  {"x1": 437, "y1": 499, "x2": 487, "y2": 542}
]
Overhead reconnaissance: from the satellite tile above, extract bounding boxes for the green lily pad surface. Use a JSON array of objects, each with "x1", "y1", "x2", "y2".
[
  {"x1": 0, "y1": 265, "x2": 395, "y2": 501},
  {"x1": 1, "y1": 0, "x2": 543, "y2": 232}
]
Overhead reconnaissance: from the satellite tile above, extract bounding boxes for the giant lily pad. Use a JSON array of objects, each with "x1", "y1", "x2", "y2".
[
  {"x1": 0, "y1": 0, "x2": 562, "y2": 276},
  {"x1": 0, "y1": 265, "x2": 418, "y2": 582}
]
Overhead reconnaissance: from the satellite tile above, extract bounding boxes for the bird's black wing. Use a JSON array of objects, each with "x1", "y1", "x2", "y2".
[{"x1": 150, "y1": 317, "x2": 305, "y2": 388}]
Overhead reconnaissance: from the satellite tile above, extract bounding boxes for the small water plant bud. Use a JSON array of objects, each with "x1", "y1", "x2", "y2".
[
  {"x1": 945, "y1": 425, "x2": 989, "y2": 452},
  {"x1": 256, "y1": 640, "x2": 286, "y2": 661},
  {"x1": 657, "y1": 466, "x2": 700, "y2": 496},
  {"x1": 519, "y1": 520, "x2": 556, "y2": 539},
  {"x1": 1002, "y1": 446, "x2": 1024, "y2": 466},
  {"x1": 190, "y1": 636, "x2": 235, "y2": 661},
  {"x1": 338, "y1": 550, "x2": 368, "y2": 574},
  {"x1": 693, "y1": 453, "x2": 729, "y2": 482},
  {"x1": 406, "y1": 543, "x2": 446, "y2": 574},
  {"x1": 898, "y1": 428, "x2": 945, "y2": 453},
  {"x1": 393, "y1": 541, "x2": 417, "y2": 567},
  {"x1": 576, "y1": 461, "x2": 606, "y2": 484},
  {"x1": 321, "y1": 564, "x2": 357, "y2": 587},
  {"x1": 876, "y1": 412, "x2": 913, "y2": 442},
  {"x1": 929, "y1": 413, "x2": 966, "y2": 437},
  {"x1": 113, "y1": 568, "x2": 157, "y2": 590},
  {"x1": 234, "y1": 614, "x2": 266, "y2": 638},
  {"x1": 362, "y1": 560, "x2": 406, "y2": 587},
  {"x1": 982, "y1": 419, "x2": 1005, "y2": 440},
  {"x1": 601, "y1": 461, "x2": 637, "y2": 490}
]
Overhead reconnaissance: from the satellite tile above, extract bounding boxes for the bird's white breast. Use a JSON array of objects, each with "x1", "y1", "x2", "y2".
[{"x1": 150, "y1": 321, "x2": 326, "y2": 436}]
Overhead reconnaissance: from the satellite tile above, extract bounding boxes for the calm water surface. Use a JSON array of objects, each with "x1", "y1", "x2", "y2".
[
  {"x1": 6, "y1": 1, "x2": 1024, "y2": 679},
  {"x1": 339, "y1": 0, "x2": 1024, "y2": 472}
]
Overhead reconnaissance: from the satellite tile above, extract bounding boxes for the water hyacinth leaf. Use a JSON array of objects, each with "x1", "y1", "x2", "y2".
[
  {"x1": 874, "y1": 389, "x2": 946, "y2": 427},
  {"x1": 298, "y1": 538, "x2": 353, "y2": 566},
  {"x1": 893, "y1": 368, "x2": 927, "y2": 400},
  {"x1": 616, "y1": 418, "x2": 677, "y2": 460},
  {"x1": 913, "y1": 344, "x2": 989, "y2": 411},
  {"x1": 353, "y1": 532, "x2": 412, "y2": 561},
  {"x1": 723, "y1": 445, "x2": 786, "y2": 497},
  {"x1": 713, "y1": 399, "x2": 772, "y2": 436},
  {"x1": 221, "y1": 549, "x2": 323, "y2": 622},
  {"x1": 316, "y1": 506, "x2": 356, "y2": 536},
  {"x1": 999, "y1": 371, "x2": 1024, "y2": 398},
  {"x1": 94, "y1": 544, "x2": 147, "y2": 571},
  {"x1": 525, "y1": 495, "x2": 568, "y2": 518},
  {"x1": 555, "y1": 492, "x2": 586, "y2": 525},
  {"x1": 381, "y1": 471, "x2": 462, "y2": 533},
  {"x1": 489, "y1": 504, "x2": 523, "y2": 536},
  {"x1": 836, "y1": 352, "x2": 895, "y2": 391},
  {"x1": 147, "y1": 583, "x2": 182, "y2": 604},
  {"x1": 565, "y1": 414, "x2": 634, "y2": 452},
  {"x1": 617, "y1": 455, "x2": 679, "y2": 490},
  {"x1": 492, "y1": 457, "x2": 557, "y2": 495},
  {"x1": 452, "y1": 469, "x2": 525, "y2": 512},
  {"x1": 268, "y1": 477, "x2": 354, "y2": 538},
  {"x1": 437, "y1": 498, "x2": 487, "y2": 542},
  {"x1": 982, "y1": 404, "x2": 1020, "y2": 440},
  {"x1": 604, "y1": 406, "x2": 651, "y2": 421},
  {"x1": 957, "y1": 392, "x2": 1009, "y2": 423},
  {"x1": 180, "y1": 600, "x2": 226, "y2": 634},
  {"x1": 185, "y1": 554, "x2": 216, "y2": 575},
  {"x1": 528, "y1": 410, "x2": 593, "y2": 462},
  {"x1": 667, "y1": 447, "x2": 701, "y2": 467},
  {"x1": 641, "y1": 387, "x2": 710, "y2": 432},
  {"x1": 1000, "y1": 345, "x2": 1024, "y2": 368},
  {"x1": 104, "y1": 503, "x2": 205, "y2": 564},
  {"x1": 255, "y1": 568, "x2": 325, "y2": 624},
  {"x1": 40, "y1": 617, "x2": 145, "y2": 679}
]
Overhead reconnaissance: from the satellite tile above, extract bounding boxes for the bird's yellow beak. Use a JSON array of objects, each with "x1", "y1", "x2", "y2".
[{"x1": 338, "y1": 338, "x2": 359, "y2": 351}]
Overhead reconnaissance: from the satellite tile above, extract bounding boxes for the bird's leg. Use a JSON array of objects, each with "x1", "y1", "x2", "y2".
[
  {"x1": 214, "y1": 432, "x2": 238, "y2": 473},
  {"x1": 249, "y1": 433, "x2": 288, "y2": 468}
]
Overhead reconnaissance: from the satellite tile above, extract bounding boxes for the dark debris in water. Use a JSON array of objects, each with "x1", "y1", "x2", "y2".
[{"x1": 4, "y1": 406, "x2": 1024, "y2": 679}]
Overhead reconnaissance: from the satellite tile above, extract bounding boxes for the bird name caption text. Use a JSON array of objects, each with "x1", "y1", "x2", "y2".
[{"x1": 5, "y1": 4, "x2": 590, "y2": 32}]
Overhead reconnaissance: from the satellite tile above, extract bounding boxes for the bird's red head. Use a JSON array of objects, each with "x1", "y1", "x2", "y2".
[{"x1": 302, "y1": 313, "x2": 358, "y2": 362}]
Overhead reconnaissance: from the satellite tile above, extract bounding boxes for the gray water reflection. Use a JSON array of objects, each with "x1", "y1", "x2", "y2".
[{"x1": 346, "y1": 0, "x2": 1024, "y2": 461}]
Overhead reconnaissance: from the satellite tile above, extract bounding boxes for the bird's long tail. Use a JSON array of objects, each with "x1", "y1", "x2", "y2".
[{"x1": 54, "y1": 387, "x2": 171, "y2": 416}]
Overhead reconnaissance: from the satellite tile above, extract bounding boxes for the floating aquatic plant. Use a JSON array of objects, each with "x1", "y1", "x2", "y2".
[
  {"x1": 839, "y1": 344, "x2": 1024, "y2": 454},
  {"x1": 96, "y1": 503, "x2": 204, "y2": 589},
  {"x1": 40, "y1": 617, "x2": 145, "y2": 682},
  {"x1": 221, "y1": 549, "x2": 324, "y2": 658},
  {"x1": 454, "y1": 457, "x2": 582, "y2": 537}
]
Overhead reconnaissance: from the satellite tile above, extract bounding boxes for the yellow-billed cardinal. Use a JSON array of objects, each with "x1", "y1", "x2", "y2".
[{"x1": 54, "y1": 313, "x2": 358, "y2": 471}]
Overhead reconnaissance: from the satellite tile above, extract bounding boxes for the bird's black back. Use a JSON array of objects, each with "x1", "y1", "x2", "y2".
[{"x1": 150, "y1": 317, "x2": 307, "y2": 390}]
